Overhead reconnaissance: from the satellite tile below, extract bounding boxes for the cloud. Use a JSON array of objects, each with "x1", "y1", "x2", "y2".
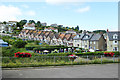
[
  {"x1": 76, "y1": 6, "x2": 90, "y2": 13},
  {"x1": 25, "y1": 11, "x2": 36, "y2": 16},
  {"x1": 0, "y1": 5, "x2": 22, "y2": 21},
  {"x1": 0, "y1": 5, "x2": 36, "y2": 21}
]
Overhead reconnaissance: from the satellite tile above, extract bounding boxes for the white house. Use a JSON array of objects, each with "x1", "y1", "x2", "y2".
[
  {"x1": 66, "y1": 30, "x2": 76, "y2": 34},
  {"x1": 0, "y1": 24, "x2": 12, "y2": 33},
  {"x1": 44, "y1": 27, "x2": 58, "y2": 32},
  {"x1": 41, "y1": 23, "x2": 47, "y2": 26},
  {"x1": 50, "y1": 24, "x2": 57, "y2": 27},
  {"x1": 23, "y1": 23, "x2": 36, "y2": 30}
]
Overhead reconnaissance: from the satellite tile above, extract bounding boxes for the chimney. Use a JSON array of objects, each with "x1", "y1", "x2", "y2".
[
  {"x1": 100, "y1": 32, "x2": 103, "y2": 35},
  {"x1": 107, "y1": 29, "x2": 109, "y2": 32}
]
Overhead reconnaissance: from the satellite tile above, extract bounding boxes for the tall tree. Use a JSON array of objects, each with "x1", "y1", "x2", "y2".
[
  {"x1": 36, "y1": 21, "x2": 42, "y2": 27},
  {"x1": 19, "y1": 20, "x2": 27, "y2": 26},
  {"x1": 17, "y1": 20, "x2": 27, "y2": 30},
  {"x1": 3, "y1": 21, "x2": 6, "y2": 24},
  {"x1": 75, "y1": 25, "x2": 79, "y2": 30},
  {"x1": 29, "y1": 20, "x2": 35, "y2": 24}
]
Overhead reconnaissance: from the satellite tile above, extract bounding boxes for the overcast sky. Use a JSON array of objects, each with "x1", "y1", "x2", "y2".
[{"x1": 0, "y1": 0, "x2": 118, "y2": 31}]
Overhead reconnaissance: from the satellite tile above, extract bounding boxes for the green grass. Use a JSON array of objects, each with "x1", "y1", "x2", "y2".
[{"x1": 2, "y1": 57, "x2": 120, "y2": 68}]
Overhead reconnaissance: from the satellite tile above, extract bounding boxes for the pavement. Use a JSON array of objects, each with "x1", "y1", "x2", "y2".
[{"x1": 2, "y1": 63, "x2": 118, "y2": 78}]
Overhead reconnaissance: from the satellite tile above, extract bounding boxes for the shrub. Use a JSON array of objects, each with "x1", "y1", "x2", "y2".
[
  {"x1": 2, "y1": 47, "x2": 20, "y2": 57},
  {"x1": 13, "y1": 40, "x2": 27, "y2": 48},
  {"x1": 14, "y1": 52, "x2": 32, "y2": 57},
  {"x1": 35, "y1": 41, "x2": 40, "y2": 45}
]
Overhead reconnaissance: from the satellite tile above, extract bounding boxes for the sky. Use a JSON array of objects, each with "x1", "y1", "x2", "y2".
[{"x1": 0, "y1": 0, "x2": 118, "y2": 31}]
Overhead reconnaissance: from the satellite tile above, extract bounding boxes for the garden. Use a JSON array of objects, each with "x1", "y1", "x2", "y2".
[{"x1": 1, "y1": 36, "x2": 120, "y2": 68}]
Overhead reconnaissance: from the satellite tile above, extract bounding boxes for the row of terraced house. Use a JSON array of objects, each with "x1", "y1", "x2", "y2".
[{"x1": 19, "y1": 29, "x2": 120, "y2": 51}]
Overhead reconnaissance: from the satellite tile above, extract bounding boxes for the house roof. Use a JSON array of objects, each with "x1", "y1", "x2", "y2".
[
  {"x1": 21, "y1": 29, "x2": 26, "y2": 33},
  {"x1": 59, "y1": 33, "x2": 65, "y2": 40},
  {"x1": 82, "y1": 33, "x2": 94, "y2": 40},
  {"x1": 37, "y1": 31, "x2": 42, "y2": 35},
  {"x1": 44, "y1": 31, "x2": 50, "y2": 37},
  {"x1": 90, "y1": 34, "x2": 102, "y2": 41},
  {"x1": 69, "y1": 34, "x2": 76, "y2": 40},
  {"x1": 29, "y1": 30, "x2": 34, "y2": 35},
  {"x1": 45, "y1": 27, "x2": 57, "y2": 30},
  {"x1": 40, "y1": 31, "x2": 47, "y2": 37},
  {"x1": 24, "y1": 23, "x2": 35, "y2": 27},
  {"x1": 49, "y1": 32, "x2": 54, "y2": 39},
  {"x1": 54, "y1": 33, "x2": 59, "y2": 39},
  {"x1": 25, "y1": 30, "x2": 30, "y2": 34},
  {"x1": 64, "y1": 34, "x2": 72, "y2": 41},
  {"x1": 107, "y1": 31, "x2": 120, "y2": 41},
  {"x1": 33, "y1": 30, "x2": 38, "y2": 35},
  {"x1": 73, "y1": 33, "x2": 85, "y2": 40}
]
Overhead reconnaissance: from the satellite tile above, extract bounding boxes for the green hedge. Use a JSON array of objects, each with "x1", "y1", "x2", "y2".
[
  {"x1": 26, "y1": 45, "x2": 71, "y2": 51},
  {"x1": 35, "y1": 51, "x2": 120, "y2": 56}
]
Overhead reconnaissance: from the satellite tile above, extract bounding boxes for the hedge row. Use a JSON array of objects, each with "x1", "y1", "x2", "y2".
[
  {"x1": 36, "y1": 51, "x2": 120, "y2": 56},
  {"x1": 25, "y1": 45, "x2": 73, "y2": 50}
]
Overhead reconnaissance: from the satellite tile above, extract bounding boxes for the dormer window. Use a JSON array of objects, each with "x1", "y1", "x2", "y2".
[
  {"x1": 86, "y1": 35, "x2": 89, "y2": 38},
  {"x1": 113, "y1": 34, "x2": 118, "y2": 39}
]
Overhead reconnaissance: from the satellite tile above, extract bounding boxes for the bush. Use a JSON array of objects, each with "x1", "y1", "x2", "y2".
[
  {"x1": 2, "y1": 47, "x2": 20, "y2": 57},
  {"x1": 14, "y1": 52, "x2": 32, "y2": 57},
  {"x1": 35, "y1": 41, "x2": 40, "y2": 45},
  {"x1": 13, "y1": 40, "x2": 27, "y2": 48}
]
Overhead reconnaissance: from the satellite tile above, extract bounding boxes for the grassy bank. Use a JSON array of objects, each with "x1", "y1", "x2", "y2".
[{"x1": 2, "y1": 57, "x2": 120, "y2": 68}]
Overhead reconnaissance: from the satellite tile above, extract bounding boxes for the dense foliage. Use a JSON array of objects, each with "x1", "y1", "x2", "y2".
[{"x1": 13, "y1": 40, "x2": 27, "y2": 48}]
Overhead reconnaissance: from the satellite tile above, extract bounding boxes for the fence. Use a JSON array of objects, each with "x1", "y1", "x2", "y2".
[{"x1": 2, "y1": 55, "x2": 119, "y2": 65}]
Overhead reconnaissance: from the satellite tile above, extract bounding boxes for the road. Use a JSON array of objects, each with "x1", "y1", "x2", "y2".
[{"x1": 2, "y1": 63, "x2": 118, "y2": 78}]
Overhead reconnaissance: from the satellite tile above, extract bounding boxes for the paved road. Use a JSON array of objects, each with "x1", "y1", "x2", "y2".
[{"x1": 2, "y1": 64, "x2": 118, "y2": 78}]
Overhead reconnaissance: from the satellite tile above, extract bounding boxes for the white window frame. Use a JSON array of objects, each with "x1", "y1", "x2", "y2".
[
  {"x1": 90, "y1": 41, "x2": 92, "y2": 44},
  {"x1": 113, "y1": 34, "x2": 118, "y2": 39},
  {"x1": 94, "y1": 41, "x2": 96, "y2": 44},
  {"x1": 113, "y1": 40, "x2": 118, "y2": 44}
]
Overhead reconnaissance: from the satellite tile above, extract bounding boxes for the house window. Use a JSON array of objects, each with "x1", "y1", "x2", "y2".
[
  {"x1": 111, "y1": 45, "x2": 112, "y2": 47},
  {"x1": 113, "y1": 34, "x2": 118, "y2": 39},
  {"x1": 85, "y1": 45, "x2": 87, "y2": 47},
  {"x1": 90, "y1": 41, "x2": 92, "y2": 44},
  {"x1": 86, "y1": 35, "x2": 89, "y2": 38},
  {"x1": 114, "y1": 41, "x2": 117, "y2": 43},
  {"x1": 77, "y1": 44, "x2": 79, "y2": 47},
  {"x1": 94, "y1": 41, "x2": 96, "y2": 44},
  {"x1": 114, "y1": 47, "x2": 118, "y2": 51}
]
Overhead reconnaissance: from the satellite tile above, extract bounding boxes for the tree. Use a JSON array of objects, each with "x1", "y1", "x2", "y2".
[
  {"x1": 75, "y1": 25, "x2": 79, "y2": 30},
  {"x1": 16, "y1": 20, "x2": 27, "y2": 30},
  {"x1": 58, "y1": 25, "x2": 62, "y2": 28},
  {"x1": 29, "y1": 20, "x2": 35, "y2": 24},
  {"x1": 35, "y1": 41, "x2": 40, "y2": 45},
  {"x1": 36, "y1": 21, "x2": 42, "y2": 27},
  {"x1": 79, "y1": 30, "x2": 83, "y2": 33},
  {"x1": 13, "y1": 40, "x2": 27, "y2": 48},
  {"x1": 3, "y1": 21, "x2": 6, "y2": 24},
  {"x1": 19, "y1": 20, "x2": 27, "y2": 26}
]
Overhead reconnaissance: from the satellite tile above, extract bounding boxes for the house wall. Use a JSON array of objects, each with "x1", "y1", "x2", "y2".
[
  {"x1": 90, "y1": 41, "x2": 98, "y2": 50},
  {"x1": 73, "y1": 40, "x2": 82, "y2": 48},
  {"x1": 82, "y1": 40, "x2": 89, "y2": 49},
  {"x1": 119, "y1": 41, "x2": 120, "y2": 51},
  {"x1": 107, "y1": 35, "x2": 119, "y2": 51},
  {"x1": 98, "y1": 36, "x2": 106, "y2": 50}
]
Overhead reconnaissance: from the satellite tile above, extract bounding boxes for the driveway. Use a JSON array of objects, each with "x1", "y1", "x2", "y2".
[{"x1": 2, "y1": 63, "x2": 118, "y2": 78}]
